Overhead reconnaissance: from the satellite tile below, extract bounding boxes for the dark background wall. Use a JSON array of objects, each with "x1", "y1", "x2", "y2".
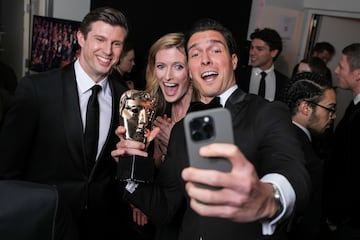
[{"x1": 91, "y1": 1, "x2": 252, "y2": 89}]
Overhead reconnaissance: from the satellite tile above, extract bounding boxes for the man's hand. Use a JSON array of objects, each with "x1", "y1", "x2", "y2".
[
  {"x1": 111, "y1": 125, "x2": 160, "y2": 161},
  {"x1": 181, "y1": 143, "x2": 278, "y2": 222}
]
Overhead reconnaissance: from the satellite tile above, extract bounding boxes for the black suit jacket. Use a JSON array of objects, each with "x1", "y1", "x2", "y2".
[
  {"x1": 124, "y1": 88, "x2": 311, "y2": 240},
  {"x1": 236, "y1": 65, "x2": 290, "y2": 101},
  {"x1": 325, "y1": 101, "x2": 360, "y2": 225},
  {"x1": 0, "y1": 63, "x2": 132, "y2": 240},
  {"x1": 288, "y1": 125, "x2": 324, "y2": 240}
]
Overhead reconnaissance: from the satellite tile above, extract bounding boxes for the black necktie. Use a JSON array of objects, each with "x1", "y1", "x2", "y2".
[
  {"x1": 84, "y1": 85, "x2": 102, "y2": 170},
  {"x1": 258, "y1": 71, "x2": 267, "y2": 97}
]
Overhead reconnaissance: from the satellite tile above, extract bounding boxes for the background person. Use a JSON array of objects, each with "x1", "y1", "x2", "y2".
[
  {"x1": 110, "y1": 39, "x2": 136, "y2": 90},
  {"x1": 236, "y1": 27, "x2": 290, "y2": 101},
  {"x1": 291, "y1": 56, "x2": 330, "y2": 84},
  {"x1": 282, "y1": 72, "x2": 336, "y2": 240},
  {"x1": 288, "y1": 58, "x2": 334, "y2": 165},
  {"x1": 324, "y1": 43, "x2": 360, "y2": 240},
  {"x1": 309, "y1": 41, "x2": 336, "y2": 83}
]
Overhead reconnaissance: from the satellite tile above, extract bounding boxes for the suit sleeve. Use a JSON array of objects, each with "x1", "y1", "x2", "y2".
[{"x1": 254, "y1": 100, "x2": 311, "y2": 217}]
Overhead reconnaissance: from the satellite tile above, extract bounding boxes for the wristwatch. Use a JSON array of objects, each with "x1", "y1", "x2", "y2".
[{"x1": 269, "y1": 184, "x2": 283, "y2": 220}]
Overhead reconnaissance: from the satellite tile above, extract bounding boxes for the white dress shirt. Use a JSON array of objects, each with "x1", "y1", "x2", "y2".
[
  {"x1": 74, "y1": 59, "x2": 112, "y2": 160},
  {"x1": 249, "y1": 65, "x2": 276, "y2": 101}
]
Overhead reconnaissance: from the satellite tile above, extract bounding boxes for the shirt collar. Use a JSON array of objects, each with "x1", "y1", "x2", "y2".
[
  {"x1": 253, "y1": 64, "x2": 274, "y2": 75},
  {"x1": 292, "y1": 120, "x2": 312, "y2": 141},
  {"x1": 75, "y1": 59, "x2": 109, "y2": 94},
  {"x1": 219, "y1": 85, "x2": 238, "y2": 106},
  {"x1": 354, "y1": 93, "x2": 360, "y2": 105}
]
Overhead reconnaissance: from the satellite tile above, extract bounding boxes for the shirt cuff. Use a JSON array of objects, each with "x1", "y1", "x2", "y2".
[{"x1": 260, "y1": 173, "x2": 295, "y2": 235}]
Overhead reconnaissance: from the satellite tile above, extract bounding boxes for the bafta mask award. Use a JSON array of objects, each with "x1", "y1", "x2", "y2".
[{"x1": 117, "y1": 89, "x2": 157, "y2": 183}]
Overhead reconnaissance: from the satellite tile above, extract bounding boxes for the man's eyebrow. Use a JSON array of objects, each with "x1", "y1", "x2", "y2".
[
  {"x1": 209, "y1": 39, "x2": 225, "y2": 45},
  {"x1": 187, "y1": 42, "x2": 198, "y2": 51},
  {"x1": 188, "y1": 39, "x2": 226, "y2": 51}
]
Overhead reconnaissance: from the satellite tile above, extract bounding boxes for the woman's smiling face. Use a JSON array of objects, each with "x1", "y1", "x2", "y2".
[{"x1": 155, "y1": 47, "x2": 190, "y2": 103}]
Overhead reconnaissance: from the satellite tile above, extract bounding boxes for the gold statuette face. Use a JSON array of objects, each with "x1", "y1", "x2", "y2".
[{"x1": 119, "y1": 90, "x2": 156, "y2": 144}]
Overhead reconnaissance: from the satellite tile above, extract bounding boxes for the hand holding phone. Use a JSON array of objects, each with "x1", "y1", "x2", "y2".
[{"x1": 184, "y1": 108, "x2": 234, "y2": 189}]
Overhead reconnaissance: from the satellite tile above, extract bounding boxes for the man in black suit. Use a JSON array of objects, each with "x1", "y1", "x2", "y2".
[
  {"x1": 324, "y1": 43, "x2": 360, "y2": 239},
  {"x1": 0, "y1": 7, "x2": 134, "y2": 240},
  {"x1": 112, "y1": 18, "x2": 311, "y2": 240},
  {"x1": 282, "y1": 72, "x2": 336, "y2": 240},
  {"x1": 236, "y1": 28, "x2": 290, "y2": 101}
]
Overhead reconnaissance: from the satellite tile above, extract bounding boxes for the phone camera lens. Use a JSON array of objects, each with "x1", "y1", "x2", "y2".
[{"x1": 190, "y1": 116, "x2": 214, "y2": 141}]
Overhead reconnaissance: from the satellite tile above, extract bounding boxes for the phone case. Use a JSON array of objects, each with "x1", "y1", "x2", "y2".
[{"x1": 184, "y1": 108, "x2": 234, "y2": 189}]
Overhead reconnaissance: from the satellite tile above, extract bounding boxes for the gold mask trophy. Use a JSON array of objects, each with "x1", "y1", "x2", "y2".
[{"x1": 117, "y1": 90, "x2": 157, "y2": 183}]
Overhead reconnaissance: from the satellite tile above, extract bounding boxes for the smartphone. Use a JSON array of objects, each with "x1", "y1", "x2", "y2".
[{"x1": 183, "y1": 108, "x2": 234, "y2": 189}]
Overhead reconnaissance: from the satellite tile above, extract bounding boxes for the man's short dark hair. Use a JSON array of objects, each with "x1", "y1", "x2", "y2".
[
  {"x1": 311, "y1": 42, "x2": 335, "y2": 56},
  {"x1": 342, "y1": 43, "x2": 360, "y2": 72},
  {"x1": 79, "y1": 7, "x2": 128, "y2": 39},
  {"x1": 283, "y1": 72, "x2": 333, "y2": 116},
  {"x1": 250, "y1": 28, "x2": 283, "y2": 60},
  {"x1": 184, "y1": 18, "x2": 238, "y2": 57}
]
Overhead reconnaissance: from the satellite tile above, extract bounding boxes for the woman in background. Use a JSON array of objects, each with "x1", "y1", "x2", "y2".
[{"x1": 111, "y1": 40, "x2": 136, "y2": 89}]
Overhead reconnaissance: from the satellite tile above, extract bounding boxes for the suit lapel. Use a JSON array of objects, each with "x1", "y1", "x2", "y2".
[
  {"x1": 225, "y1": 88, "x2": 246, "y2": 111},
  {"x1": 108, "y1": 76, "x2": 122, "y2": 139},
  {"x1": 237, "y1": 66, "x2": 252, "y2": 92},
  {"x1": 274, "y1": 70, "x2": 288, "y2": 100},
  {"x1": 61, "y1": 63, "x2": 87, "y2": 171},
  {"x1": 336, "y1": 101, "x2": 358, "y2": 131}
]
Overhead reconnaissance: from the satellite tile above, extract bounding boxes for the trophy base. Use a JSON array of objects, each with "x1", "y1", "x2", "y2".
[{"x1": 117, "y1": 155, "x2": 154, "y2": 183}]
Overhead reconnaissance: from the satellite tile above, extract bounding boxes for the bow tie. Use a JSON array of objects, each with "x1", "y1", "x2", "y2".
[{"x1": 189, "y1": 97, "x2": 222, "y2": 112}]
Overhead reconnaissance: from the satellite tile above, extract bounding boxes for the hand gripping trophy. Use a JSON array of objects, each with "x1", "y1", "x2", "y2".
[{"x1": 117, "y1": 89, "x2": 157, "y2": 182}]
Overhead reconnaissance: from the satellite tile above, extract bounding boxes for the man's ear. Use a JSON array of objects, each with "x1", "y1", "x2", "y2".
[
  {"x1": 77, "y1": 30, "x2": 85, "y2": 48},
  {"x1": 299, "y1": 101, "x2": 311, "y2": 116},
  {"x1": 354, "y1": 68, "x2": 360, "y2": 81},
  {"x1": 270, "y1": 49, "x2": 279, "y2": 60},
  {"x1": 232, "y1": 54, "x2": 238, "y2": 70}
]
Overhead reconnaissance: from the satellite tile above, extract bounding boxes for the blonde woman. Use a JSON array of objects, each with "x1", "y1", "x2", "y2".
[
  {"x1": 131, "y1": 32, "x2": 197, "y2": 240},
  {"x1": 146, "y1": 32, "x2": 198, "y2": 166}
]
